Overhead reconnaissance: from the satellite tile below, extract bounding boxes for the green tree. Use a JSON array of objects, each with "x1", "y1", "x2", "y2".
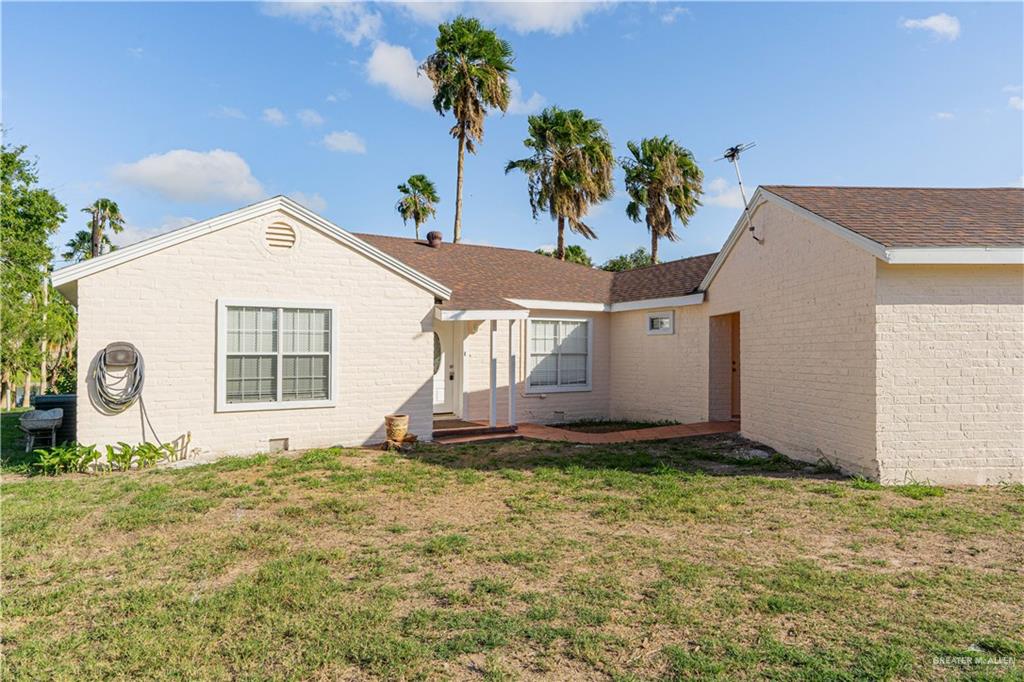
[
  {"x1": 42, "y1": 286, "x2": 77, "y2": 394},
  {"x1": 395, "y1": 174, "x2": 440, "y2": 240},
  {"x1": 1, "y1": 141, "x2": 67, "y2": 408},
  {"x1": 82, "y1": 198, "x2": 124, "y2": 259},
  {"x1": 422, "y1": 16, "x2": 514, "y2": 243},
  {"x1": 602, "y1": 247, "x2": 653, "y2": 272},
  {"x1": 506, "y1": 106, "x2": 614, "y2": 260},
  {"x1": 62, "y1": 229, "x2": 115, "y2": 263},
  {"x1": 621, "y1": 136, "x2": 703, "y2": 264},
  {"x1": 535, "y1": 244, "x2": 593, "y2": 267}
]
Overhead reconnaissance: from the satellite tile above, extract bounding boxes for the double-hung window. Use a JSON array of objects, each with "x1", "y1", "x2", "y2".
[
  {"x1": 526, "y1": 318, "x2": 592, "y2": 393},
  {"x1": 217, "y1": 300, "x2": 335, "y2": 411}
]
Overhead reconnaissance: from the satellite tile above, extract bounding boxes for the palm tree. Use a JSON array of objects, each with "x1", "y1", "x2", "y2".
[
  {"x1": 82, "y1": 198, "x2": 125, "y2": 258},
  {"x1": 621, "y1": 136, "x2": 703, "y2": 264},
  {"x1": 506, "y1": 106, "x2": 614, "y2": 260},
  {"x1": 395, "y1": 174, "x2": 440, "y2": 240},
  {"x1": 535, "y1": 244, "x2": 593, "y2": 266},
  {"x1": 62, "y1": 229, "x2": 114, "y2": 262},
  {"x1": 422, "y1": 16, "x2": 514, "y2": 243}
]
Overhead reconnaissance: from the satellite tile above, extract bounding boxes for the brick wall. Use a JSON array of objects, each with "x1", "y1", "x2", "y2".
[
  {"x1": 875, "y1": 263, "x2": 1024, "y2": 484},
  {"x1": 76, "y1": 209, "x2": 436, "y2": 454},
  {"x1": 702, "y1": 201, "x2": 880, "y2": 476}
]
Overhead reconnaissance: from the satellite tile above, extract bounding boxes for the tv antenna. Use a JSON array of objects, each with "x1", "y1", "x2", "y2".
[{"x1": 716, "y1": 142, "x2": 761, "y2": 242}]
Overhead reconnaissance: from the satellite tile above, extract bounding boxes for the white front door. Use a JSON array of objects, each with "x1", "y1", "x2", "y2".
[{"x1": 433, "y1": 324, "x2": 456, "y2": 414}]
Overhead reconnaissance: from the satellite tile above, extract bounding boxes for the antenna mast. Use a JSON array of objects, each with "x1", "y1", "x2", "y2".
[{"x1": 717, "y1": 142, "x2": 760, "y2": 242}]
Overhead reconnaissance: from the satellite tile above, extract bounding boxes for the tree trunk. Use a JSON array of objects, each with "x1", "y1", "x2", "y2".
[
  {"x1": 556, "y1": 216, "x2": 566, "y2": 260},
  {"x1": 415, "y1": 220, "x2": 421, "y2": 241},
  {"x1": 1, "y1": 377, "x2": 9, "y2": 411},
  {"x1": 454, "y1": 133, "x2": 466, "y2": 243},
  {"x1": 22, "y1": 373, "x2": 32, "y2": 408},
  {"x1": 651, "y1": 231, "x2": 659, "y2": 265},
  {"x1": 90, "y1": 214, "x2": 102, "y2": 259}
]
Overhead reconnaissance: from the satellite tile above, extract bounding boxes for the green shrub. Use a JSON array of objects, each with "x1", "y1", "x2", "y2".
[{"x1": 33, "y1": 443, "x2": 101, "y2": 475}]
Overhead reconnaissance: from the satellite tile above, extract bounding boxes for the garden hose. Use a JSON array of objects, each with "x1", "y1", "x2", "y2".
[{"x1": 92, "y1": 342, "x2": 146, "y2": 414}]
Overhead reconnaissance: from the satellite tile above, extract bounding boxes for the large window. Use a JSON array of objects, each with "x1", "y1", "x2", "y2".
[
  {"x1": 217, "y1": 300, "x2": 335, "y2": 411},
  {"x1": 526, "y1": 318, "x2": 592, "y2": 392}
]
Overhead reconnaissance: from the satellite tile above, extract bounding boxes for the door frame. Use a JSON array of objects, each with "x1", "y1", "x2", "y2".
[{"x1": 432, "y1": 321, "x2": 463, "y2": 416}]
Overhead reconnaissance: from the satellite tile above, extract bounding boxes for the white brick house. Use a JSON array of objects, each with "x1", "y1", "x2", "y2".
[{"x1": 52, "y1": 187, "x2": 1024, "y2": 484}]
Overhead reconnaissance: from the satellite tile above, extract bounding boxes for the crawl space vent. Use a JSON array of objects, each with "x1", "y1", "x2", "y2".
[{"x1": 265, "y1": 223, "x2": 296, "y2": 250}]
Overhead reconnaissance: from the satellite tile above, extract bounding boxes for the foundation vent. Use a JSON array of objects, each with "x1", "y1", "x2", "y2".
[{"x1": 265, "y1": 222, "x2": 296, "y2": 250}]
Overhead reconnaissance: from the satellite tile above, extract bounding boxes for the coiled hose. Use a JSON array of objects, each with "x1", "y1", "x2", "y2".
[{"x1": 92, "y1": 343, "x2": 145, "y2": 414}]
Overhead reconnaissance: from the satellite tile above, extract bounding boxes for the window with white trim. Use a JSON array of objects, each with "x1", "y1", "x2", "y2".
[
  {"x1": 646, "y1": 311, "x2": 674, "y2": 335},
  {"x1": 219, "y1": 302, "x2": 334, "y2": 410},
  {"x1": 527, "y1": 318, "x2": 591, "y2": 392}
]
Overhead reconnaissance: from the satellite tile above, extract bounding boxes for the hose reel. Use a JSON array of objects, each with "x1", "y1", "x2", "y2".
[{"x1": 93, "y1": 342, "x2": 145, "y2": 414}]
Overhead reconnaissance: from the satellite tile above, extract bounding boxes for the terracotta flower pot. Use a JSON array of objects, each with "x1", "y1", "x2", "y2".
[{"x1": 385, "y1": 414, "x2": 409, "y2": 442}]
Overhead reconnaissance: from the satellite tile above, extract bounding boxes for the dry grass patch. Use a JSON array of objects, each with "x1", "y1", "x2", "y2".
[{"x1": 2, "y1": 435, "x2": 1022, "y2": 680}]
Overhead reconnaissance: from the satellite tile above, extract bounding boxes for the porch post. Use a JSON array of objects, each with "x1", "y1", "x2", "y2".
[
  {"x1": 507, "y1": 320, "x2": 517, "y2": 426},
  {"x1": 488, "y1": 319, "x2": 497, "y2": 428}
]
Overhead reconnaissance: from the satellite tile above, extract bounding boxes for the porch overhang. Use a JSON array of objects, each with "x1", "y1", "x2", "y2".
[{"x1": 433, "y1": 307, "x2": 529, "y2": 321}]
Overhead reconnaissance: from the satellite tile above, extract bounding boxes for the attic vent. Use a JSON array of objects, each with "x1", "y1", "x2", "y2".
[{"x1": 265, "y1": 222, "x2": 296, "y2": 250}]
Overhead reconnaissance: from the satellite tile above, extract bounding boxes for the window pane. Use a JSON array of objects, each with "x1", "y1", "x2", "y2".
[
  {"x1": 559, "y1": 321, "x2": 588, "y2": 353},
  {"x1": 530, "y1": 320, "x2": 557, "y2": 354},
  {"x1": 528, "y1": 353, "x2": 558, "y2": 387},
  {"x1": 226, "y1": 355, "x2": 277, "y2": 403},
  {"x1": 649, "y1": 315, "x2": 670, "y2": 330},
  {"x1": 283, "y1": 308, "x2": 330, "y2": 354},
  {"x1": 227, "y1": 306, "x2": 277, "y2": 353},
  {"x1": 559, "y1": 354, "x2": 587, "y2": 385},
  {"x1": 282, "y1": 354, "x2": 329, "y2": 401}
]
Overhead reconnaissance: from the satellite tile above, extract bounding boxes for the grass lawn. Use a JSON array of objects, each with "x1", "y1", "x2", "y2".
[
  {"x1": 3, "y1": 436, "x2": 1022, "y2": 680},
  {"x1": 551, "y1": 419, "x2": 681, "y2": 434}
]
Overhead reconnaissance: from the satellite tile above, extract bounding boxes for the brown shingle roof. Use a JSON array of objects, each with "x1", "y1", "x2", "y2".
[
  {"x1": 610, "y1": 252, "x2": 718, "y2": 302},
  {"x1": 763, "y1": 186, "x2": 1024, "y2": 248},
  {"x1": 357, "y1": 233, "x2": 718, "y2": 309}
]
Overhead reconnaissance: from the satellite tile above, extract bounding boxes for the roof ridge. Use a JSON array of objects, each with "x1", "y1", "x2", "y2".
[{"x1": 610, "y1": 251, "x2": 719, "y2": 275}]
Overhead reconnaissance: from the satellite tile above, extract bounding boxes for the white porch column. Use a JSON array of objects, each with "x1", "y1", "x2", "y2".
[
  {"x1": 488, "y1": 319, "x2": 498, "y2": 427},
  {"x1": 507, "y1": 319, "x2": 517, "y2": 426}
]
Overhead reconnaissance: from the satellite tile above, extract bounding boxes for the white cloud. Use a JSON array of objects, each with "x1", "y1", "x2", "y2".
[
  {"x1": 933, "y1": 112, "x2": 955, "y2": 120},
  {"x1": 477, "y1": 2, "x2": 604, "y2": 35},
  {"x1": 902, "y1": 13, "x2": 960, "y2": 41},
  {"x1": 297, "y1": 109, "x2": 325, "y2": 127},
  {"x1": 261, "y1": 2, "x2": 381, "y2": 45},
  {"x1": 661, "y1": 6, "x2": 691, "y2": 24},
  {"x1": 1003, "y1": 85, "x2": 1023, "y2": 93},
  {"x1": 211, "y1": 105, "x2": 246, "y2": 120},
  {"x1": 287, "y1": 191, "x2": 328, "y2": 212},
  {"x1": 507, "y1": 78, "x2": 545, "y2": 115},
  {"x1": 1009, "y1": 96, "x2": 1024, "y2": 111},
  {"x1": 112, "y1": 149, "x2": 265, "y2": 203},
  {"x1": 325, "y1": 90, "x2": 350, "y2": 103},
  {"x1": 262, "y1": 107, "x2": 288, "y2": 126},
  {"x1": 323, "y1": 131, "x2": 367, "y2": 154},
  {"x1": 703, "y1": 177, "x2": 746, "y2": 209},
  {"x1": 366, "y1": 41, "x2": 434, "y2": 108},
  {"x1": 114, "y1": 215, "x2": 196, "y2": 248},
  {"x1": 396, "y1": 1, "x2": 601, "y2": 35},
  {"x1": 127, "y1": 47, "x2": 144, "y2": 58}
]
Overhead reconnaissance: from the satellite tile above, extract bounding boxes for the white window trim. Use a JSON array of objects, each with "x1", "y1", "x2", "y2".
[
  {"x1": 646, "y1": 311, "x2": 674, "y2": 336},
  {"x1": 216, "y1": 298, "x2": 338, "y2": 412},
  {"x1": 524, "y1": 317, "x2": 593, "y2": 394}
]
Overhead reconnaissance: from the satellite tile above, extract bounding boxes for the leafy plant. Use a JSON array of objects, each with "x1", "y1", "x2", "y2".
[
  {"x1": 33, "y1": 442, "x2": 101, "y2": 475},
  {"x1": 106, "y1": 442, "x2": 136, "y2": 471}
]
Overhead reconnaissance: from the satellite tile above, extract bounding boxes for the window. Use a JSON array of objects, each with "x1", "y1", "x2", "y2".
[
  {"x1": 217, "y1": 300, "x2": 335, "y2": 411},
  {"x1": 526, "y1": 318, "x2": 592, "y2": 392},
  {"x1": 646, "y1": 311, "x2": 674, "y2": 336}
]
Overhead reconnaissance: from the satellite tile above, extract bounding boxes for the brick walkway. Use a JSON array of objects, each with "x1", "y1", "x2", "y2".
[
  {"x1": 433, "y1": 420, "x2": 738, "y2": 445},
  {"x1": 516, "y1": 421, "x2": 739, "y2": 444}
]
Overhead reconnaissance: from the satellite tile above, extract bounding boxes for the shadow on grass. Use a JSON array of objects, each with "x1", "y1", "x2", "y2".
[{"x1": 411, "y1": 433, "x2": 847, "y2": 481}]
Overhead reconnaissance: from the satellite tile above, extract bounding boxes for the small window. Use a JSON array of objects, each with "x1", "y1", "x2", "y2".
[
  {"x1": 526, "y1": 318, "x2": 592, "y2": 393},
  {"x1": 218, "y1": 300, "x2": 335, "y2": 411},
  {"x1": 647, "y1": 311, "x2": 674, "y2": 336}
]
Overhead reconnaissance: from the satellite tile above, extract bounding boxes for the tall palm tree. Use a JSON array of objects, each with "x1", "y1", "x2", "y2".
[
  {"x1": 621, "y1": 136, "x2": 703, "y2": 264},
  {"x1": 82, "y1": 198, "x2": 125, "y2": 258},
  {"x1": 395, "y1": 174, "x2": 440, "y2": 240},
  {"x1": 505, "y1": 106, "x2": 614, "y2": 260},
  {"x1": 62, "y1": 229, "x2": 115, "y2": 262},
  {"x1": 422, "y1": 16, "x2": 513, "y2": 243}
]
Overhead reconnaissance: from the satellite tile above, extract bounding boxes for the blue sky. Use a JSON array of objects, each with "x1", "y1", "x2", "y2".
[{"x1": 4, "y1": 1, "x2": 1022, "y2": 265}]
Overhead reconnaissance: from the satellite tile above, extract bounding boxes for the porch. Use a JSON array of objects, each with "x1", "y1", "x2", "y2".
[{"x1": 432, "y1": 417, "x2": 739, "y2": 445}]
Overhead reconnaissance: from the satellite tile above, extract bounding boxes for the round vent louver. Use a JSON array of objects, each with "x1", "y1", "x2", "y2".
[{"x1": 265, "y1": 222, "x2": 296, "y2": 250}]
